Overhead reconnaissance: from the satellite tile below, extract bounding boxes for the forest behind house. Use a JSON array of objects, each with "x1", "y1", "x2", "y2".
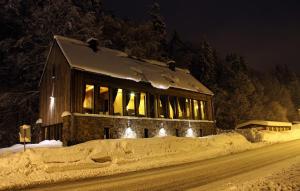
[{"x1": 1, "y1": 0, "x2": 300, "y2": 147}]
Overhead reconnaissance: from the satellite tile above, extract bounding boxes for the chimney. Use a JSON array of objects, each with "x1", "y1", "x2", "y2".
[
  {"x1": 86, "y1": 38, "x2": 99, "y2": 52},
  {"x1": 167, "y1": 60, "x2": 176, "y2": 71}
]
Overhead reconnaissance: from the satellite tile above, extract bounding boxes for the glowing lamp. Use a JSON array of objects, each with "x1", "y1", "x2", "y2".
[
  {"x1": 158, "y1": 128, "x2": 167, "y2": 137},
  {"x1": 50, "y1": 96, "x2": 55, "y2": 110},
  {"x1": 123, "y1": 127, "x2": 137, "y2": 138},
  {"x1": 186, "y1": 128, "x2": 195, "y2": 137}
]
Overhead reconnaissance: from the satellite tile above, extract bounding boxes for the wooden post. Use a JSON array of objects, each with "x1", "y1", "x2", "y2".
[{"x1": 23, "y1": 128, "x2": 26, "y2": 152}]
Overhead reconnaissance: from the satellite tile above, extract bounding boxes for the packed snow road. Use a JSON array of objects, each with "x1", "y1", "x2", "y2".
[{"x1": 25, "y1": 139, "x2": 300, "y2": 191}]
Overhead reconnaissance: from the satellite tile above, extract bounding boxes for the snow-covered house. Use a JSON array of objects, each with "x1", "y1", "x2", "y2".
[{"x1": 39, "y1": 35, "x2": 215, "y2": 145}]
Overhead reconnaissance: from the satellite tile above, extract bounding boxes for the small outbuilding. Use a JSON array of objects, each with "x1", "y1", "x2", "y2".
[{"x1": 236, "y1": 120, "x2": 292, "y2": 131}]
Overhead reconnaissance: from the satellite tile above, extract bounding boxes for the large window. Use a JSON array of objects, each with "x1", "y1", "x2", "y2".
[
  {"x1": 124, "y1": 91, "x2": 147, "y2": 117},
  {"x1": 81, "y1": 82, "x2": 209, "y2": 120},
  {"x1": 200, "y1": 101, "x2": 207, "y2": 120},
  {"x1": 186, "y1": 98, "x2": 192, "y2": 119},
  {"x1": 158, "y1": 95, "x2": 168, "y2": 118},
  {"x1": 169, "y1": 96, "x2": 177, "y2": 119},
  {"x1": 113, "y1": 88, "x2": 123, "y2": 115},
  {"x1": 193, "y1": 100, "x2": 200, "y2": 120},
  {"x1": 83, "y1": 84, "x2": 94, "y2": 113},
  {"x1": 177, "y1": 97, "x2": 186, "y2": 119},
  {"x1": 99, "y1": 86, "x2": 109, "y2": 115},
  {"x1": 125, "y1": 91, "x2": 136, "y2": 116},
  {"x1": 138, "y1": 92, "x2": 147, "y2": 116}
]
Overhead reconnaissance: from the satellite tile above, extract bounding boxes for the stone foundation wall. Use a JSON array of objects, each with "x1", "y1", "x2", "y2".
[{"x1": 62, "y1": 113, "x2": 215, "y2": 145}]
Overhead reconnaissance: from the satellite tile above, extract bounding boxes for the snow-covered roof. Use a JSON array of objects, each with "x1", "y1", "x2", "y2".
[
  {"x1": 54, "y1": 35, "x2": 213, "y2": 95},
  {"x1": 236, "y1": 120, "x2": 292, "y2": 129}
]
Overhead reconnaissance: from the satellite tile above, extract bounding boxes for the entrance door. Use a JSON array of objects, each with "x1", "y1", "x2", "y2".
[
  {"x1": 144, "y1": 128, "x2": 149, "y2": 138},
  {"x1": 199, "y1": 129, "x2": 203, "y2": 137},
  {"x1": 175, "y1": 129, "x2": 179, "y2": 137},
  {"x1": 104, "y1": 127, "x2": 110, "y2": 139}
]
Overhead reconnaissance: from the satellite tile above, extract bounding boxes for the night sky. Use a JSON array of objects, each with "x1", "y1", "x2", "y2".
[{"x1": 103, "y1": 0, "x2": 300, "y2": 72}]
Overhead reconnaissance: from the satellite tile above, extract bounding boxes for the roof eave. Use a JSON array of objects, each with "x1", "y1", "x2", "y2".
[{"x1": 38, "y1": 41, "x2": 54, "y2": 87}]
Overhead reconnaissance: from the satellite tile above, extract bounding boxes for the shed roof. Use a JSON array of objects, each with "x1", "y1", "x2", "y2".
[
  {"x1": 54, "y1": 35, "x2": 213, "y2": 95},
  {"x1": 236, "y1": 120, "x2": 292, "y2": 129}
]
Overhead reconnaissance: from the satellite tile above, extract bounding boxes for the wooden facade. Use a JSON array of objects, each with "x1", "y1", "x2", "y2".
[
  {"x1": 40, "y1": 38, "x2": 215, "y2": 136},
  {"x1": 40, "y1": 42, "x2": 71, "y2": 125},
  {"x1": 70, "y1": 69, "x2": 214, "y2": 121}
]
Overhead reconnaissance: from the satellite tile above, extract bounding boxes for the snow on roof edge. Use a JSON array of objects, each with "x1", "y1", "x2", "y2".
[
  {"x1": 54, "y1": 35, "x2": 214, "y2": 95},
  {"x1": 236, "y1": 120, "x2": 292, "y2": 129},
  {"x1": 71, "y1": 65, "x2": 213, "y2": 94},
  {"x1": 38, "y1": 41, "x2": 55, "y2": 87}
]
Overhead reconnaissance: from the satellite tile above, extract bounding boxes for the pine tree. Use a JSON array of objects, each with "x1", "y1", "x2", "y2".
[{"x1": 149, "y1": 0, "x2": 167, "y2": 41}]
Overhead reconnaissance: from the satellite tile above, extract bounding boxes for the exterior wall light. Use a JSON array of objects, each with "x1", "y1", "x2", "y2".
[
  {"x1": 50, "y1": 96, "x2": 55, "y2": 111},
  {"x1": 158, "y1": 128, "x2": 167, "y2": 137},
  {"x1": 123, "y1": 127, "x2": 137, "y2": 138},
  {"x1": 186, "y1": 128, "x2": 195, "y2": 137}
]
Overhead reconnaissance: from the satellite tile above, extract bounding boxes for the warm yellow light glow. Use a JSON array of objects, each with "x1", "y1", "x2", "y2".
[
  {"x1": 113, "y1": 89, "x2": 123, "y2": 115},
  {"x1": 126, "y1": 92, "x2": 135, "y2": 112},
  {"x1": 193, "y1": 100, "x2": 199, "y2": 119},
  {"x1": 83, "y1": 85, "x2": 94, "y2": 109},
  {"x1": 85, "y1": 84, "x2": 94, "y2": 92},
  {"x1": 159, "y1": 98, "x2": 165, "y2": 118},
  {"x1": 138, "y1": 93, "x2": 146, "y2": 116},
  {"x1": 99, "y1": 86, "x2": 109, "y2": 115},
  {"x1": 200, "y1": 101, "x2": 205, "y2": 120},
  {"x1": 100, "y1": 87, "x2": 108, "y2": 94},
  {"x1": 169, "y1": 102, "x2": 174, "y2": 119},
  {"x1": 186, "y1": 99, "x2": 191, "y2": 118},
  {"x1": 178, "y1": 99, "x2": 183, "y2": 118}
]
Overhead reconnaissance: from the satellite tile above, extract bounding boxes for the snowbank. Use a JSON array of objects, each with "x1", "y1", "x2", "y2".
[
  {"x1": 237, "y1": 128, "x2": 300, "y2": 143},
  {"x1": 0, "y1": 133, "x2": 262, "y2": 190},
  {"x1": 0, "y1": 140, "x2": 62, "y2": 155}
]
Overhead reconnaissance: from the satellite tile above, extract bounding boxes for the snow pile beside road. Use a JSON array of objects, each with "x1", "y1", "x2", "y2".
[
  {"x1": 0, "y1": 133, "x2": 261, "y2": 190},
  {"x1": 0, "y1": 140, "x2": 62, "y2": 154},
  {"x1": 257, "y1": 129, "x2": 300, "y2": 143},
  {"x1": 229, "y1": 161, "x2": 300, "y2": 191},
  {"x1": 238, "y1": 128, "x2": 300, "y2": 143}
]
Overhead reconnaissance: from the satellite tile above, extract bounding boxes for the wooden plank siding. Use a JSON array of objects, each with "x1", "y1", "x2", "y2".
[{"x1": 39, "y1": 42, "x2": 71, "y2": 125}]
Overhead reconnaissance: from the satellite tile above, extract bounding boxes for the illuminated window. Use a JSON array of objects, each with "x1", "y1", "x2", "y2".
[
  {"x1": 113, "y1": 88, "x2": 123, "y2": 115},
  {"x1": 99, "y1": 86, "x2": 109, "y2": 115},
  {"x1": 169, "y1": 96, "x2": 176, "y2": 119},
  {"x1": 125, "y1": 91, "x2": 135, "y2": 116},
  {"x1": 186, "y1": 98, "x2": 192, "y2": 119},
  {"x1": 138, "y1": 92, "x2": 147, "y2": 116},
  {"x1": 158, "y1": 95, "x2": 168, "y2": 118},
  {"x1": 83, "y1": 84, "x2": 94, "y2": 113},
  {"x1": 200, "y1": 101, "x2": 207, "y2": 120},
  {"x1": 178, "y1": 98, "x2": 186, "y2": 119},
  {"x1": 193, "y1": 100, "x2": 200, "y2": 120}
]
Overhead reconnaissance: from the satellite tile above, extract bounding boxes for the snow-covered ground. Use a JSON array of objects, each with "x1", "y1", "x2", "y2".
[
  {"x1": 0, "y1": 128, "x2": 300, "y2": 190},
  {"x1": 230, "y1": 162, "x2": 300, "y2": 191},
  {"x1": 238, "y1": 127, "x2": 300, "y2": 143},
  {"x1": 0, "y1": 140, "x2": 62, "y2": 154}
]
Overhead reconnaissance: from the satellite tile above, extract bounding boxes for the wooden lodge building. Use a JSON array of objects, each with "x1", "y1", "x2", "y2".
[{"x1": 39, "y1": 35, "x2": 215, "y2": 145}]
